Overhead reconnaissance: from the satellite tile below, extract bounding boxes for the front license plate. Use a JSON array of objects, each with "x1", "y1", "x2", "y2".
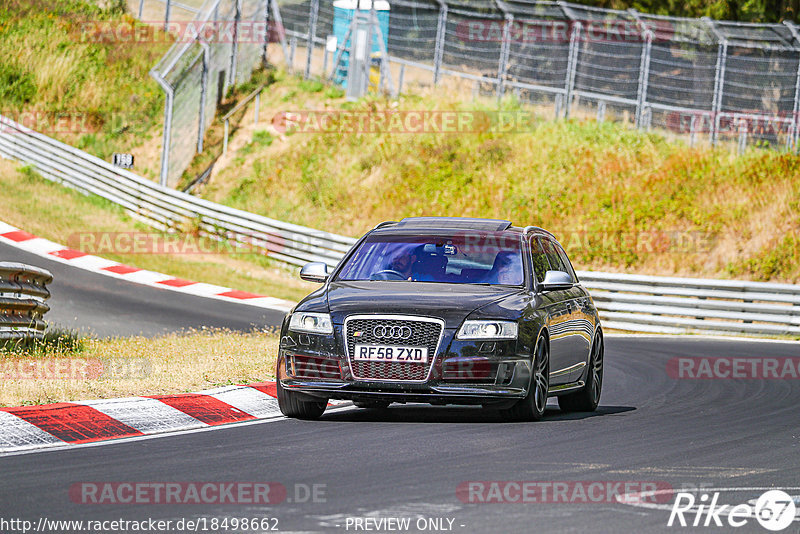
[{"x1": 353, "y1": 344, "x2": 428, "y2": 363}]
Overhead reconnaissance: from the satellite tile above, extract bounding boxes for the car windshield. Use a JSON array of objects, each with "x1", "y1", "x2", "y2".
[{"x1": 336, "y1": 232, "x2": 524, "y2": 285}]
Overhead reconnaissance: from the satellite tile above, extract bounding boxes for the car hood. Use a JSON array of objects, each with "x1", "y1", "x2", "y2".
[{"x1": 326, "y1": 280, "x2": 523, "y2": 329}]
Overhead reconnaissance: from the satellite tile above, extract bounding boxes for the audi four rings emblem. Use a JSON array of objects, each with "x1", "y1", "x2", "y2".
[{"x1": 373, "y1": 325, "x2": 413, "y2": 339}]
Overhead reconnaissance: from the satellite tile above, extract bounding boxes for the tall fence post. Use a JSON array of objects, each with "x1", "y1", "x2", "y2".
[
  {"x1": 270, "y1": 0, "x2": 290, "y2": 65},
  {"x1": 705, "y1": 17, "x2": 727, "y2": 146},
  {"x1": 433, "y1": 1, "x2": 448, "y2": 85},
  {"x1": 262, "y1": 0, "x2": 271, "y2": 65},
  {"x1": 197, "y1": 39, "x2": 211, "y2": 153},
  {"x1": 229, "y1": 0, "x2": 243, "y2": 88},
  {"x1": 563, "y1": 21, "x2": 581, "y2": 119},
  {"x1": 793, "y1": 52, "x2": 800, "y2": 153},
  {"x1": 496, "y1": 11, "x2": 513, "y2": 99},
  {"x1": 164, "y1": 0, "x2": 172, "y2": 31},
  {"x1": 635, "y1": 33, "x2": 652, "y2": 128},
  {"x1": 151, "y1": 70, "x2": 174, "y2": 187},
  {"x1": 629, "y1": 9, "x2": 653, "y2": 129},
  {"x1": 783, "y1": 21, "x2": 800, "y2": 153},
  {"x1": 305, "y1": 0, "x2": 320, "y2": 79}
]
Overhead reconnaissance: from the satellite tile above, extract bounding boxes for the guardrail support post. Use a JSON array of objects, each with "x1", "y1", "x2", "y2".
[
  {"x1": 305, "y1": 0, "x2": 320, "y2": 79},
  {"x1": 737, "y1": 118, "x2": 747, "y2": 155},
  {"x1": 433, "y1": 2, "x2": 448, "y2": 85}
]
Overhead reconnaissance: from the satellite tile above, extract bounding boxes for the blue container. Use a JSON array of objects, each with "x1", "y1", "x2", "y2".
[{"x1": 332, "y1": 0, "x2": 390, "y2": 87}]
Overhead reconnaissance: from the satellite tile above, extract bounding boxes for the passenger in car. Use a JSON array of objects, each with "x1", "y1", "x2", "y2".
[{"x1": 487, "y1": 251, "x2": 522, "y2": 285}]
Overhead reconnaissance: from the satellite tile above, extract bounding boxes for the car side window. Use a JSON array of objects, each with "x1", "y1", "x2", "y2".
[
  {"x1": 555, "y1": 244, "x2": 579, "y2": 283},
  {"x1": 541, "y1": 237, "x2": 567, "y2": 275},
  {"x1": 529, "y1": 237, "x2": 549, "y2": 284}
]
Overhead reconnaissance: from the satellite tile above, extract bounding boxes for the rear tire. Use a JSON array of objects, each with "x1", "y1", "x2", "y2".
[
  {"x1": 501, "y1": 336, "x2": 549, "y2": 422},
  {"x1": 277, "y1": 380, "x2": 327, "y2": 420},
  {"x1": 558, "y1": 331, "x2": 603, "y2": 413}
]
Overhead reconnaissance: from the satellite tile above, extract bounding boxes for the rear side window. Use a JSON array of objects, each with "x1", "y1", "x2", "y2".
[
  {"x1": 540, "y1": 237, "x2": 567, "y2": 274},
  {"x1": 529, "y1": 237, "x2": 549, "y2": 283},
  {"x1": 555, "y1": 244, "x2": 579, "y2": 283}
]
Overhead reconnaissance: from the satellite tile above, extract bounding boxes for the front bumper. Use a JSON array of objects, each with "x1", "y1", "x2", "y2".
[
  {"x1": 279, "y1": 377, "x2": 527, "y2": 406},
  {"x1": 277, "y1": 344, "x2": 532, "y2": 407},
  {"x1": 277, "y1": 319, "x2": 536, "y2": 406}
]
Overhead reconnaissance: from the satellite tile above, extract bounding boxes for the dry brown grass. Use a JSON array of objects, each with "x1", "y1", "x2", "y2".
[{"x1": 0, "y1": 329, "x2": 278, "y2": 407}]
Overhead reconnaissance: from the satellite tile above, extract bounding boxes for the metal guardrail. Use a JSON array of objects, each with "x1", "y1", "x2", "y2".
[
  {"x1": 1, "y1": 114, "x2": 799, "y2": 337},
  {"x1": 0, "y1": 114, "x2": 356, "y2": 269},
  {"x1": 0, "y1": 263, "x2": 52, "y2": 340},
  {"x1": 578, "y1": 271, "x2": 800, "y2": 337}
]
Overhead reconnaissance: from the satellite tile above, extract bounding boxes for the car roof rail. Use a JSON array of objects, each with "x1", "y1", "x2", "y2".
[
  {"x1": 397, "y1": 217, "x2": 513, "y2": 231},
  {"x1": 523, "y1": 225, "x2": 556, "y2": 239},
  {"x1": 372, "y1": 221, "x2": 399, "y2": 230}
]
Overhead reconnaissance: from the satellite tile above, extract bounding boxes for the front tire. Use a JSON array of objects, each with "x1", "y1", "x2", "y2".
[
  {"x1": 277, "y1": 380, "x2": 327, "y2": 419},
  {"x1": 501, "y1": 335, "x2": 549, "y2": 421},
  {"x1": 558, "y1": 330, "x2": 603, "y2": 413}
]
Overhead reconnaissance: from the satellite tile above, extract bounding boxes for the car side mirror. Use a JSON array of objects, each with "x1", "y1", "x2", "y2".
[
  {"x1": 300, "y1": 262, "x2": 330, "y2": 283},
  {"x1": 539, "y1": 270, "x2": 573, "y2": 292}
]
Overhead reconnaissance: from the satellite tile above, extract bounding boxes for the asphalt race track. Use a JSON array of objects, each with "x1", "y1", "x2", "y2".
[
  {"x1": 0, "y1": 241, "x2": 286, "y2": 337},
  {"x1": 1, "y1": 336, "x2": 798, "y2": 533}
]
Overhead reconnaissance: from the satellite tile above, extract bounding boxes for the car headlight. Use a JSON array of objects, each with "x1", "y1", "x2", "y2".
[
  {"x1": 289, "y1": 312, "x2": 333, "y2": 334},
  {"x1": 457, "y1": 320, "x2": 518, "y2": 340}
]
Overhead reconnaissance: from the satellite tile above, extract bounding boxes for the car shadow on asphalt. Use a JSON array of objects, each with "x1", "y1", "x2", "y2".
[{"x1": 320, "y1": 404, "x2": 636, "y2": 424}]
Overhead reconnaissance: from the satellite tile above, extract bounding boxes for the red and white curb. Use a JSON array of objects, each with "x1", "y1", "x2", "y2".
[
  {"x1": 0, "y1": 220, "x2": 294, "y2": 312},
  {"x1": 0, "y1": 382, "x2": 294, "y2": 454}
]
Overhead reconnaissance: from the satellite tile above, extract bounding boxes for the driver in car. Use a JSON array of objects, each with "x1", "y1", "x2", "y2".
[{"x1": 387, "y1": 246, "x2": 418, "y2": 280}]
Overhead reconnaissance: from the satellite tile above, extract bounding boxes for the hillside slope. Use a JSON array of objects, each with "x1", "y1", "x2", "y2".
[
  {"x1": 0, "y1": 0, "x2": 170, "y2": 178},
  {"x1": 198, "y1": 73, "x2": 800, "y2": 283}
]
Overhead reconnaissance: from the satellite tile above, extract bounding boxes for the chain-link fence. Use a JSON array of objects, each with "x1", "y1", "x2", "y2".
[
  {"x1": 274, "y1": 0, "x2": 800, "y2": 155},
  {"x1": 144, "y1": 0, "x2": 270, "y2": 187},
  {"x1": 133, "y1": 0, "x2": 206, "y2": 27}
]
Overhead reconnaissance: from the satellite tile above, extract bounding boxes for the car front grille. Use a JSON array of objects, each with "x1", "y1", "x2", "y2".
[{"x1": 345, "y1": 316, "x2": 444, "y2": 382}]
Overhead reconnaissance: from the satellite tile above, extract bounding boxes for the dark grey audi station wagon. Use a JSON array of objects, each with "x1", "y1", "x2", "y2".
[{"x1": 276, "y1": 217, "x2": 604, "y2": 421}]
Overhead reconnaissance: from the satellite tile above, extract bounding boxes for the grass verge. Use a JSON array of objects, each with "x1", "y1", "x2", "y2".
[{"x1": 0, "y1": 328, "x2": 278, "y2": 407}]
